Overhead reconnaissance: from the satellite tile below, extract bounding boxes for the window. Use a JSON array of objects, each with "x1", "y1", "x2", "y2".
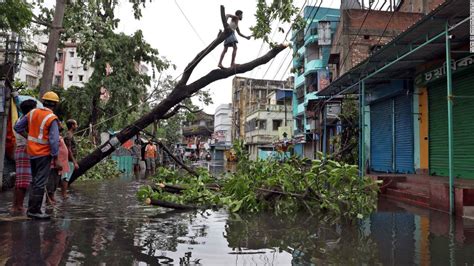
[
  {"x1": 79, "y1": 75, "x2": 83, "y2": 81},
  {"x1": 68, "y1": 75, "x2": 73, "y2": 81},
  {"x1": 83, "y1": 65, "x2": 88, "y2": 71},
  {"x1": 54, "y1": 75, "x2": 61, "y2": 86},
  {"x1": 26, "y1": 75, "x2": 37, "y2": 88},
  {"x1": 257, "y1": 120, "x2": 266, "y2": 130},
  {"x1": 272, "y1": 120, "x2": 282, "y2": 131},
  {"x1": 57, "y1": 52, "x2": 63, "y2": 62},
  {"x1": 69, "y1": 51, "x2": 75, "y2": 57}
]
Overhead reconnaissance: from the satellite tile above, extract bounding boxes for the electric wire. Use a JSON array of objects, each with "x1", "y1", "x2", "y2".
[
  {"x1": 338, "y1": 0, "x2": 376, "y2": 72},
  {"x1": 272, "y1": 0, "x2": 326, "y2": 81},
  {"x1": 260, "y1": 0, "x2": 311, "y2": 80}
]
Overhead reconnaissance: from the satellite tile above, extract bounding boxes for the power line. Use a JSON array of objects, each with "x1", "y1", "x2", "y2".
[
  {"x1": 358, "y1": 6, "x2": 396, "y2": 78},
  {"x1": 271, "y1": 0, "x2": 325, "y2": 81},
  {"x1": 260, "y1": 0, "x2": 311, "y2": 80},
  {"x1": 174, "y1": 0, "x2": 206, "y2": 45},
  {"x1": 339, "y1": 1, "x2": 376, "y2": 72}
]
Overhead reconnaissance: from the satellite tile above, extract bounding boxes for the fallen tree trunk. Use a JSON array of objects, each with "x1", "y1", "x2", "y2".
[
  {"x1": 152, "y1": 183, "x2": 220, "y2": 194},
  {"x1": 157, "y1": 141, "x2": 198, "y2": 177},
  {"x1": 69, "y1": 5, "x2": 287, "y2": 184},
  {"x1": 145, "y1": 198, "x2": 199, "y2": 210},
  {"x1": 154, "y1": 183, "x2": 186, "y2": 194}
]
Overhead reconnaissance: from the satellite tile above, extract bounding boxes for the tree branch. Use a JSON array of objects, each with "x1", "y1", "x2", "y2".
[
  {"x1": 175, "y1": 5, "x2": 232, "y2": 88},
  {"x1": 31, "y1": 14, "x2": 53, "y2": 28},
  {"x1": 162, "y1": 105, "x2": 201, "y2": 120},
  {"x1": 157, "y1": 141, "x2": 199, "y2": 177},
  {"x1": 20, "y1": 49, "x2": 47, "y2": 57},
  {"x1": 184, "y1": 44, "x2": 288, "y2": 94},
  {"x1": 68, "y1": 6, "x2": 288, "y2": 184}
]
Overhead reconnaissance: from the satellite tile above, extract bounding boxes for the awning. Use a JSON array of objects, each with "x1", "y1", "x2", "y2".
[{"x1": 317, "y1": 0, "x2": 470, "y2": 96}]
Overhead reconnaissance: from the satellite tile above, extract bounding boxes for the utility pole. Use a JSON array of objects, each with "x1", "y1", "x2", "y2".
[
  {"x1": 0, "y1": 33, "x2": 20, "y2": 190},
  {"x1": 39, "y1": 0, "x2": 66, "y2": 97}
]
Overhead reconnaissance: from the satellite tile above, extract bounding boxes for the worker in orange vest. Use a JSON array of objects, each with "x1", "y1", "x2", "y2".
[{"x1": 14, "y1": 91, "x2": 63, "y2": 219}]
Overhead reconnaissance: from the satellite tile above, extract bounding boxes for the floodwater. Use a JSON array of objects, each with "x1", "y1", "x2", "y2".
[{"x1": 1, "y1": 166, "x2": 474, "y2": 265}]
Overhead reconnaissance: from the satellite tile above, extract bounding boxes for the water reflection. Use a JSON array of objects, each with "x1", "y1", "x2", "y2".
[{"x1": 0, "y1": 179, "x2": 473, "y2": 265}]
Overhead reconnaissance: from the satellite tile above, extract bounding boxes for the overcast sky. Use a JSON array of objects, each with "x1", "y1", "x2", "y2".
[
  {"x1": 39, "y1": 1, "x2": 338, "y2": 113},
  {"x1": 114, "y1": 1, "x2": 340, "y2": 114}
]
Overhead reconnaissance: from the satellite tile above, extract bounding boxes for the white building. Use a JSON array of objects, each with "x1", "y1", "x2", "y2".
[
  {"x1": 213, "y1": 103, "x2": 232, "y2": 145},
  {"x1": 245, "y1": 89, "x2": 293, "y2": 160},
  {"x1": 15, "y1": 36, "x2": 47, "y2": 89},
  {"x1": 55, "y1": 43, "x2": 94, "y2": 89}
]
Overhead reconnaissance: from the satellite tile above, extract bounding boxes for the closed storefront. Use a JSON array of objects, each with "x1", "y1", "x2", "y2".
[
  {"x1": 371, "y1": 100, "x2": 393, "y2": 172},
  {"x1": 428, "y1": 72, "x2": 474, "y2": 179},
  {"x1": 394, "y1": 94, "x2": 414, "y2": 173},
  {"x1": 370, "y1": 94, "x2": 414, "y2": 174}
]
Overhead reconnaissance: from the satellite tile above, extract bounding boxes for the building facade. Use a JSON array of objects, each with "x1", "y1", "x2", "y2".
[
  {"x1": 213, "y1": 103, "x2": 232, "y2": 146},
  {"x1": 182, "y1": 111, "x2": 214, "y2": 151},
  {"x1": 15, "y1": 36, "x2": 47, "y2": 89},
  {"x1": 53, "y1": 42, "x2": 94, "y2": 89},
  {"x1": 245, "y1": 89, "x2": 293, "y2": 160},
  {"x1": 319, "y1": 0, "x2": 473, "y2": 217},
  {"x1": 231, "y1": 76, "x2": 293, "y2": 141},
  {"x1": 291, "y1": 6, "x2": 340, "y2": 159}
]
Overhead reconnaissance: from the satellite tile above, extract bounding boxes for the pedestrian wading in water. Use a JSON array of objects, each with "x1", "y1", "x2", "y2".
[
  {"x1": 11, "y1": 99, "x2": 37, "y2": 214},
  {"x1": 218, "y1": 10, "x2": 251, "y2": 69},
  {"x1": 14, "y1": 91, "x2": 63, "y2": 220}
]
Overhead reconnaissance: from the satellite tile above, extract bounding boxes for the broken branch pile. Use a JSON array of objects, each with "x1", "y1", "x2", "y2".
[{"x1": 137, "y1": 143, "x2": 379, "y2": 220}]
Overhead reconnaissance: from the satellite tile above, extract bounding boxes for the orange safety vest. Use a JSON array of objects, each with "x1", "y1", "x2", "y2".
[
  {"x1": 145, "y1": 144, "x2": 157, "y2": 159},
  {"x1": 26, "y1": 107, "x2": 58, "y2": 157}
]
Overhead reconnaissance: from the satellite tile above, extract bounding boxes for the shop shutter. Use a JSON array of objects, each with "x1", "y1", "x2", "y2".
[
  {"x1": 394, "y1": 94, "x2": 415, "y2": 173},
  {"x1": 429, "y1": 73, "x2": 474, "y2": 179},
  {"x1": 370, "y1": 100, "x2": 393, "y2": 172}
]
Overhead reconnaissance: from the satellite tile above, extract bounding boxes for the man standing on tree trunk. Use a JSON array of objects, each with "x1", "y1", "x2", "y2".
[
  {"x1": 218, "y1": 10, "x2": 251, "y2": 69},
  {"x1": 14, "y1": 91, "x2": 63, "y2": 220}
]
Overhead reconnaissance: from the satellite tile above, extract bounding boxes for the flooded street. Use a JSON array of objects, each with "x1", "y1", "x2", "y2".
[{"x1": 1, "y1": 171, "x2": 474, "y2": 265}]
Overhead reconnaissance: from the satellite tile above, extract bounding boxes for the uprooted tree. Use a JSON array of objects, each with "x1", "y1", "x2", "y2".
[{"x1": 69, "y1": 6, "x2": 289, "y2": 184}]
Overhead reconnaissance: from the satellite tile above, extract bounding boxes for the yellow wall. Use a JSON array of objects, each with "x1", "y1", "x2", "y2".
[{"x1": 419, "y1": 87, "x2": 429, "y2": 170}]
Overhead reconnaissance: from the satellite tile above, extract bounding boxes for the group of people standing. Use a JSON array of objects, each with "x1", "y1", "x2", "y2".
[
  {"x1": 131, "y1": 139, "x2": 158, "y2": 176},
  {"x1": 11, "y1": 91, "x2": 78, "y2": 220}
]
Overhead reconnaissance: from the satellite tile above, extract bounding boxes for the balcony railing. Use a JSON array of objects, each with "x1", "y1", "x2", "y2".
[
  {"x1": 245, "y1": 130, "x2": 279, "y2": 144},
  {"x1": 304, "y1": 59, "x2": 323, "y2": 76},
  {"x1": 248, "y1": 104, "x2": 292, "y2": 115},
  {"x1": 295, "y1": 74, "x2": 305, "y2": 87}
]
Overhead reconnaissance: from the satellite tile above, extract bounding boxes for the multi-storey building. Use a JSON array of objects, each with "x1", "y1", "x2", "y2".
[
  {"x1": 291, "y1": 6, "x2": 340, "y2": 159},
  {"x1": 182, "y1": 111, "x2": 214, "y2": 150},
  {"x1": 231, "y1": 76, "x2": 293, "y2": 141},
  {"x1": 245, "y1": 89, "x2": 293, "y2": 160},
  {"x1": 15, "y1": 36, "x2": 47, "y2": 89},
  {"x1": 231, "y1": 76, "x2": 293, "y2": 160},
  {"x1": 53, "y1": 42, "x2": 94, "y2": 89},
  {"x1": 213, "y1": 103, "x2": 232, "y2": 146}
]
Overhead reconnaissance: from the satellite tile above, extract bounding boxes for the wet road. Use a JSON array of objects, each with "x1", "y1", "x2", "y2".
[{"x1": 1, "y1": 172, "x2": 474, "y2": 265}]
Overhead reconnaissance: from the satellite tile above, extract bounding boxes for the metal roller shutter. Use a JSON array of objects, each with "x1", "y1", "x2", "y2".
[
  {"x1": 371, "y1": 100, "x2": 393, "y2": 172},
  {"x1": 394, "y1": 94, "x2": 415, "y2": 173},
  {"x1": 429, "y1": 73, "x2": 474, "y2": 179}
]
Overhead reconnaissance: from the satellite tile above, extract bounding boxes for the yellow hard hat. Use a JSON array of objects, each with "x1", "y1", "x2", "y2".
[{"x1": 42, "y1": 91, "x2": 60, "y2": 103}]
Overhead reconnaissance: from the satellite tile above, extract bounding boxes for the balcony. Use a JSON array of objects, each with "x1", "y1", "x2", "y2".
[
  {"x1": 248, "y1": 104, "x2": 292, "y2": 116},
  {"x1": 305, "y1": 92, "x2": 320, "y2": 103},
  {"x1": 293, "y1": 53, "x2": 304, "y2": 68},
  {"x1": 304, "y1": 59, "x2": 323, "y2": 76},
  {"x1": 295, "y1": 74, "x2": 305, "y2": 87},
  {"x1": 245, "y1": 130, "x2": 278, "y2": 144},
  {"x1": 297, "y1": 45, "x2": 305, "y2": 56},
  {"x1": 304, "y1": 35, "x2": 318, "y2": 46},
  {"x1": 297, "y1": 103, "x2": 305, "y2": 114}
]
